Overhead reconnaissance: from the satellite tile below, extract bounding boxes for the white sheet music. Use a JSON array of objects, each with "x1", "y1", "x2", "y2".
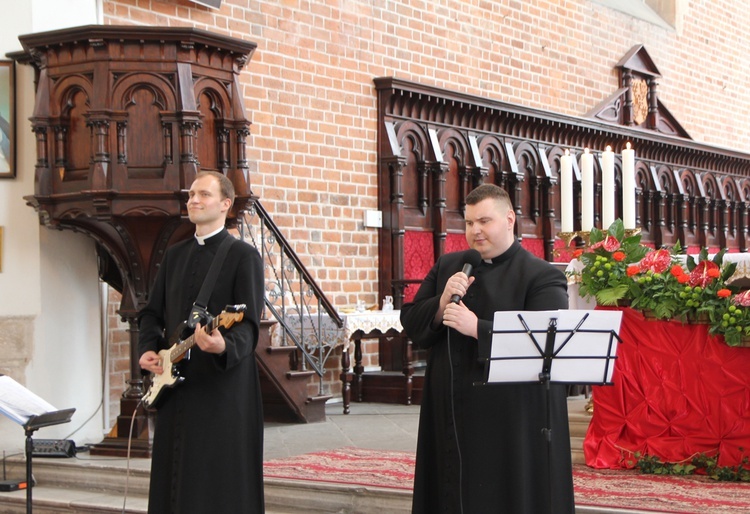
[
  {"x1": 0, "y1": 375, "x2": 58, "y2": 426},
  {"x1": 488, "y1": 309, "x2": 623, "y2": 384}
]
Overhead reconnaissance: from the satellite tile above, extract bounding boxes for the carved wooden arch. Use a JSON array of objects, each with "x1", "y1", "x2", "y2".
[
  {"x1": 50, "y1": 76, "x2": 95, "y2": 184},
  {"x1": 50, "y1": 74, "x2": 94, "y2": 116},
  {"x1": 546, "y1": 145, "x2": 569, "y2": 225},
  {"x1": 475, "y1": 134, "x2": 504, "y2": 187},
  {"x1": 511, "y1": 141, "x2": 541, "y2": 230},
  {"x1": 436, "y1": 127, "x2": 473, "y2": 217},
  {"x1": 719, "y1": 176, "x2": 742, "y2": 246},
  {"x1": 392, "y1": 120, "x2": 431, "y2": 222},
  {"x1": 194, "y1": 76, "x2": 235, "y2": 171},
  {"x1": 647, "y1": 164, "x2": 679, "y2": 246},
  {"x1": 110, "y1": 73, "x2": 180, "y2": 191},
  {"x1": 115, "y1": 79, "x2": 175, "y2": 111}
]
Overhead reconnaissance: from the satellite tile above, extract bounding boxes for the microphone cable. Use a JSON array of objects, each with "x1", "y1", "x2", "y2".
[{"x1": 446, "y1": 328, "x2": 465, "y2": 514}]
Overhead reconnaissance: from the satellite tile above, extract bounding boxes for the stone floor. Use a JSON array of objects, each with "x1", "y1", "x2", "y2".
[{"x1": 0, "y1": 396, "x2": 640, "y2": 514}]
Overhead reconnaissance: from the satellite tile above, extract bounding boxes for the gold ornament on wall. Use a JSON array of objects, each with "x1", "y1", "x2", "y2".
[{"x1": 631, "y1": 78, "x2": 648, "y2": 125}]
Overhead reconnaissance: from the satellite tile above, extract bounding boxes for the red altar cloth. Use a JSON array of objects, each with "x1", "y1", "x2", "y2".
[{"x1": 584, "y1": 306, "x2": 750, "y2": 469}]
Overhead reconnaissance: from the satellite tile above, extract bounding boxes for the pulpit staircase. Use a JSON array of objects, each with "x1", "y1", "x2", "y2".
[{"x1": 240, "y1": 201, "x2": 345, "y2": 423}]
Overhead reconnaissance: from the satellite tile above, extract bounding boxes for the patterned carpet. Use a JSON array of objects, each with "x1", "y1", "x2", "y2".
[{"x1": 264, "y1": 447, "x2": 750, "y2": 513}]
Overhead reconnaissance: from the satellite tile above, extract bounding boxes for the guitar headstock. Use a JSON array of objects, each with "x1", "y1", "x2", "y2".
[{"x1": 216, "y1": 304, "x2": 246, "y2": 329}]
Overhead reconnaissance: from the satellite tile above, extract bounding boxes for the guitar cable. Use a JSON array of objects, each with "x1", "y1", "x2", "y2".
[{"x1": 121, "y1": 397, "x2": 143, "y2": 514}]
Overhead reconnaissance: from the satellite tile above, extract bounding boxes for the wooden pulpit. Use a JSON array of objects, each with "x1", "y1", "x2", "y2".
[{"x1": 17, "y1": 25, "x2": 257, "y2": 456}]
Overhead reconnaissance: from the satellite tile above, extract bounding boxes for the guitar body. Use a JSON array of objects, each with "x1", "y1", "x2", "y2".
[
  {"x1": 142, "y1": 346, "x2": 186, "y2": 409},
  {"x1": 141, "y1": 304, "x2": 246, "y2": 410}
]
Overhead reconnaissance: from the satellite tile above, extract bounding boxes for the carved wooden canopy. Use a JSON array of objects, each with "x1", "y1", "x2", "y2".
[
  {"x1": 18, "y1": 25, "x2": 257, "y2": 313},
  {"x1": 587, "y1": 45, "x2": 690, "y2": 138}
]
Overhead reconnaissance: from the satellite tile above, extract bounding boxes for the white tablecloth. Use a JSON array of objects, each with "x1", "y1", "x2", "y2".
[{"x1": 270, "y1": 310, "x2": 403, "y2": 352}]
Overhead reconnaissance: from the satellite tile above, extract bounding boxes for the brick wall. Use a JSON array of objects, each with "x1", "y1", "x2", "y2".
[
  {"x1": 101, "y1": 0, "x2": 750, "y2": 413},
  {"x1": 106, "y1": 288, "x2": 130, "y2": 427}
]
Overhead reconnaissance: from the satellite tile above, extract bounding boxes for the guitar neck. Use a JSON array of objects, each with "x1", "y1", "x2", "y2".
[{"x1": 170, "y1": 316, "x2": 220, "y2": 361}]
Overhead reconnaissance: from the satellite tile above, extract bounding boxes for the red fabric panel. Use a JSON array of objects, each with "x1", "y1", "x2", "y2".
[
  {"x1": 554, "y1": 239, "x2": 576, "y2": 263},
  {"x1": 521, "y1": 237, "x2": 545, "y2": 258},
  {"x1": 584, "y1": 307, "x2": 750, "y2": 469},
  {"x1": 445, "y1": 233, "x2": 469, "y2": 253},
  {"x1": 403, "y1": 231, "x2": 435, "y2": 303}
]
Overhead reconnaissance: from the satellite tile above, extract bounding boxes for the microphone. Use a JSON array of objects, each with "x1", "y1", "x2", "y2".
[{"x1": 450, "y1": 249, "x2": 482, "y2": 304}]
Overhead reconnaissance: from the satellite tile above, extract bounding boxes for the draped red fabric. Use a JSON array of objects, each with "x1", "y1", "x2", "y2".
[{"x1": 584, "y1": 307, "x2": 750, "y2": 469}]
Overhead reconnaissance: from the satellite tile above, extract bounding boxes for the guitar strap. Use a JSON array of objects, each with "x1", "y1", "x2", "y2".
[{"x1": 187, "y1": 235, "x2": 237, "y2": 330}]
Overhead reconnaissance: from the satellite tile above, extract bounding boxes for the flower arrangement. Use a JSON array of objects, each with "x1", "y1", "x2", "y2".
[
  {"x1": 575, "y1": 219, "x2": 649, "y2": 306},
  {"x1": 573, "y1": 220, "x2": 746, "y2": 347}
]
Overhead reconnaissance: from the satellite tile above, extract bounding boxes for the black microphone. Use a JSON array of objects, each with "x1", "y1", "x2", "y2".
[{"x1": 450, "y1": 249, "x2": 482, "y2": 304}]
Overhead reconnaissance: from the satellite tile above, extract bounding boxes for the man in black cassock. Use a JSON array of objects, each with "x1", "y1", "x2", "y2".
[
  {"x1": 401, "y1": 183, "x2": 574, "y2": 514},
  {"x1": 138, "y1": 171, "x2": 265, "y2": 513}
]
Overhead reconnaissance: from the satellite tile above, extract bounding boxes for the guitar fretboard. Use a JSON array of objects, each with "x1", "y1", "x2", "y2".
[{"x1": 169, "y1": 317, "x2": 220, "y2": 361}]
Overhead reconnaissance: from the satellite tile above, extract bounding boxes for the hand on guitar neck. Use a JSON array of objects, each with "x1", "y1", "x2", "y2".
[
  {"x1": 138, "y1": 321, "x2": 225, "y2": 375},
  {"x1": 139, "y1": 304, "x2": 246, "y2": 409}
]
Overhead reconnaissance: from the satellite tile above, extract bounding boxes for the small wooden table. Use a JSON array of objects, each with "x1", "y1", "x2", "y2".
[{"x1": 338, "y1": 310, "x2": 404, "y2": 414}]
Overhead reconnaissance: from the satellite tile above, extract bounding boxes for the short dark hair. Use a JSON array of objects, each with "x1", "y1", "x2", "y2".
[
  {"x1": 465, "y1": 183, "x2": 511, "y2": 209},
  {"x1": 196, "y1": 171, "x2": 235, "y2": 206}
]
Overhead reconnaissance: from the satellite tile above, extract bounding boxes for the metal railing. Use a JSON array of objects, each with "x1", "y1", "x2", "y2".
[{"x1": 237, "y1": 200, "x2": 343, "y2": 396}]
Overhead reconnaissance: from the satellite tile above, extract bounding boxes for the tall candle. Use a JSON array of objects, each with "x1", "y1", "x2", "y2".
[
  {"x1": 560, "y1": 150, "x2": 573, "y2": 233},
  {"x1": 581, "y1": 148, "x2": 594, "y2": 232},
  {"x1": 622, "y1": 142, "x2": 636, "y2": 230},
  {"x1": 602, "y1": 145, "x2": 615, "y2": 230}
]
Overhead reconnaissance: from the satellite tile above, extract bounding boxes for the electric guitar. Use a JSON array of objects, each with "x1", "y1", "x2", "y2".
[{"x1": 142, "y1": 304, "x2": 246, "y2": 409}]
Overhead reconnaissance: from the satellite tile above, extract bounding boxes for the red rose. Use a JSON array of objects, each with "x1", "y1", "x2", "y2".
[
  {"x1": 626, "y1": 265, "x2": 640, "y2": 277},
  {"x1": 677, "y1": 274, "x2": 690, "y2": 284},
  {"x1": 572, "y1": 249, "x2": 584, "y2": 258},
  {"x1": 717, "y1": 289, "x2": 731, "y2": 298},
  {"x1": 670, "y1": 265, "x2": 684, "y2": 277},
  {"x1": 612, "y1": 251, "x2": 626, "y2": 262}
]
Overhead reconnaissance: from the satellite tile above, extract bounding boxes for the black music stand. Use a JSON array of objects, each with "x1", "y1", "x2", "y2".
[
  {"x1": 484, "y1": 309, "x2": 623, "y2": 514},
  {"x1": 22, "y1": 410, "x2": 75, "y2": 513},
  {"x1": 0, "y1": 375, "x2": 75, "y2": 513}
]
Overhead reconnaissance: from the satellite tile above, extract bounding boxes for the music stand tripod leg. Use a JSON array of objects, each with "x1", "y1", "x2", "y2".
[{"x1": 25, "y1": 428, "x2": 33, "y2": 514}]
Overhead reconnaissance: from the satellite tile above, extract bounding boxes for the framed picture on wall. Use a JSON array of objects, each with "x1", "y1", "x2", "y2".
[{"x1": 0, "y1": 60, "x2": 15, "y2": 179}]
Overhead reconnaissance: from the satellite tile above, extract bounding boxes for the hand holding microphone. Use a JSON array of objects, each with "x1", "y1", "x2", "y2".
[
  {"x1": 449, "y1": 249, "x2": 482, "y2": 304},
  {"x1": 441, "y1": 249, "x2": 483, "y2": 338}
]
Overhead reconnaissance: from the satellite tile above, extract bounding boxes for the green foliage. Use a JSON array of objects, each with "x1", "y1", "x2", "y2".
[
  {"x1": 577, "y1": 220, "x2": 648, "y2": 305},
  {"x1": 709, "y1": 298, "x2": 750, "y2": 347},
  {"x1": 634, "y1": 452, "x2": 750, "y2": 482},
  {"x1": 630, "y1": 270, "x2": 682, "y2": 319}
]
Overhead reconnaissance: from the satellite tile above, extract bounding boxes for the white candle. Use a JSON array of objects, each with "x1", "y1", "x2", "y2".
[
  {"x1": 560, "y1": 150, "x2": 573, "y2": 233},
  {"x1": 602, "y1": 145, "x2": 615, "y2": 230},
  {"x1": 622, "y1": 142, "x2": 636, "y2": 230},
  {"x1": 581, "y1": 148, "x2": 594, "y2": 232}
]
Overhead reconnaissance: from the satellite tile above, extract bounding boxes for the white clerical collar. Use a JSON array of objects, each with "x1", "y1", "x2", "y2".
[{"x1": 195, "y1": 226, "x2": 224, "y2": 245}]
